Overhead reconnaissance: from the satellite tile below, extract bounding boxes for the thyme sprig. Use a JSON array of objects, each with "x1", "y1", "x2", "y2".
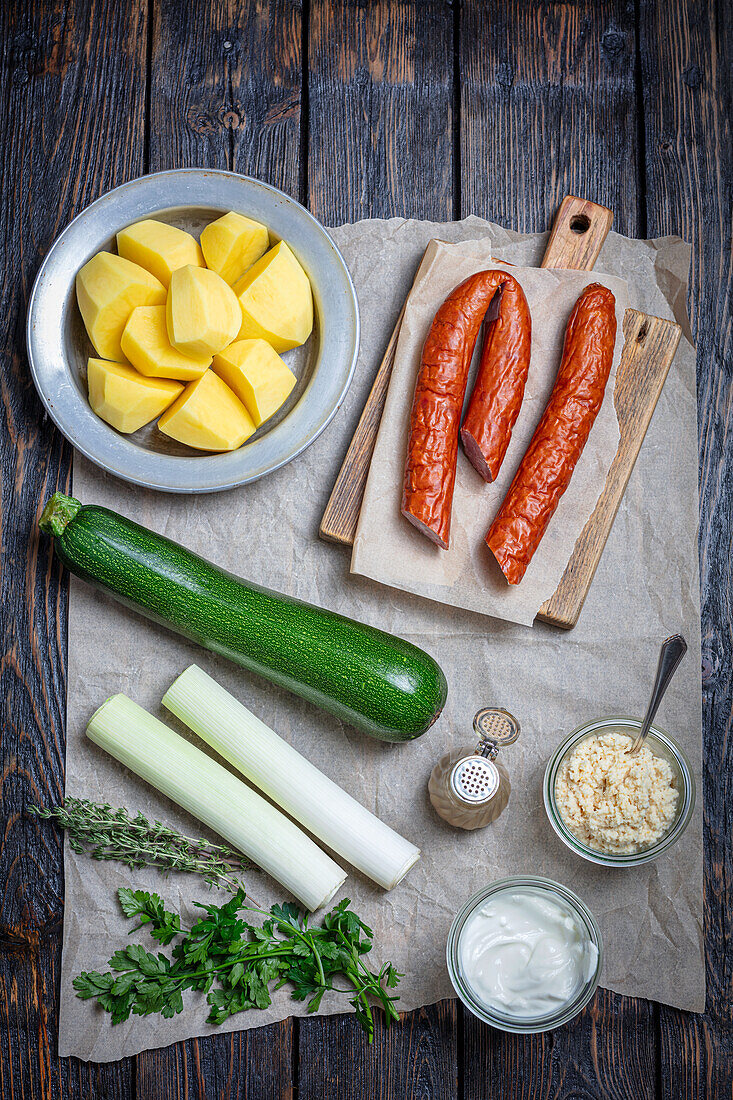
[{"x1": 28, "y1": 798, "x2": 252, "y2": 892}]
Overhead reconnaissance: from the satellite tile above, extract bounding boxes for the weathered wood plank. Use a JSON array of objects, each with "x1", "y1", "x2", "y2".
[
  {"x1": 459, "y1": 2, "x2": 657, "y2": 1096},
  {"x1": 307, "y1": 0, "x2": 454, "y2": 226},
  {"x1": 461, "y1": 991, "x2": 658, "y2": 1100},
  {"x1": 302, "y1": 3, "x2": 458, "y2": 1097},
  {"x1": 641, "y1": 0, "x2": 733, "y2": 1095},
  {"x1": 229, "y1": 0, "x2": 303, "y2": 197},
  {"x1": 461, "y1": 0, "x2": 641, "y2": 236},
  {"x1": 136, "y1": 1030, "x2": 294, "y2": 1100},
  {"x1": 139, "y1": 2, "x2": 305, "y2": 1094},
  {"x1": 0, "y1": 0, "x2": 146, "y2": 1096},
  {"x1": 539, "y1": 194, "x2": 614, "y2": 270},
  {"x1": 150, "y1": 0, "x2": 303, "y2": 196},
  {"x1": 298, "y1": 1004, "x2": 457, "y2": 1100}
]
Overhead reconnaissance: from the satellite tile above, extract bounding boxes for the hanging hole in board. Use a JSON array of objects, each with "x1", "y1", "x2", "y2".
[{"x1": 569, "y1": 214, "x2": 591, "y2": 235}]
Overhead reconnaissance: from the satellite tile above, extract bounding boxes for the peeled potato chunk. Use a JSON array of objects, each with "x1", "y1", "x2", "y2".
[
  {"x1": 87, "y1": 358, "x2": 182, "y2": 434},
  {"x1": 233, "y1": 241, "x2": 313, "y2": 352},
  {"x1": 158, "y1": 369, "x2": 256, "y2": 451},
  {"x1": 213, "y1": 339, "x2": 296, "y2": 428},
  {"x1": 76, "y1": 253, "x2": 166, "y2": 361},
  {"x1": 117, "y1": 220, "x2": 204, "y2": 288},
  {"x1": 167, "y1": 266, "x2": 241, "y2": 358},
  {"x1": 200, "y1": 212, "x2": 269, "y2": 286},
  {"x1": 121, "y1": 305, "x2": 211, "y2": 381}
]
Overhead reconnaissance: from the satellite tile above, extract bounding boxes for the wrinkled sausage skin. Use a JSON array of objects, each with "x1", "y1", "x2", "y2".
[
  {"x1": 402, "y1": 270, "x2": 531, "y2": 549},
  {"x1": 460, "y1": 278, "x2": 532, "y2": 481},
  {"x1": 486, "y1": 282, "x2": 617, "y2": 584}
]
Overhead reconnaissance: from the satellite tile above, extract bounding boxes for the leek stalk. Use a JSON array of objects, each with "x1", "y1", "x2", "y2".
[
  {"x1": 163, "y1": 666, "x2": 421, "y2": 890},
  {"x1": 86, "y1": 695, "x2": 347, "y2": 911}
]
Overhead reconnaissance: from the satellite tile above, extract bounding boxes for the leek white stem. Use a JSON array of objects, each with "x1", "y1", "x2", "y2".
[
  {"x1": 86, "y1": 695, "x2": 346, "y2": 911},
  {"x1": 162, "y1": 665, "x2": 421, "y2": 890}
]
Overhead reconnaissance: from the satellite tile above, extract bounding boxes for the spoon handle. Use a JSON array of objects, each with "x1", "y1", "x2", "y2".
[{"x1": 628, "y1": 634, "x2": 688, "y2": 754}]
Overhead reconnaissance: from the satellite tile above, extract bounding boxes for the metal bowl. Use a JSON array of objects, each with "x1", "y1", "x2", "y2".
[{"x1": 26, "y1": 169, "x2": 360, "y2": 493}]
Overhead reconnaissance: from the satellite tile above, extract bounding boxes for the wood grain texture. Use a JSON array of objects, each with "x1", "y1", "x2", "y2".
[
  {"x1": 0, "y1": 1, "x2": 146, "y2": 1097},
  {"x1": 298, "y1": 1002, "x2": 457, "y2": 1100},
  {"x1": 540, "y1": 195, "x2": 614, "y2": 270},
  {"x1": 460, "y1": 0, "x2": 641, "y2": 237},
  {"x1": 139, "y1": 2, "x2": 305, "y2": 1094},
  {"x1": 151, "y1": 0, "x2": 302, "y2": 195},
  {"x1": 136, "y1": 1029, "x2": 294, "y2": 1100},
  {"x1": 538, "y1": 309, "x2": 682, "y2": 628},
  {"x1": 640, "y1": 0, "x2": 733, "y2": 1096},
  {"x1": 461, "y1": 990, "x2": 658, "y2": 1100},
  {"x1": 307, "y1": 0, "x2": 454, "y2": 225},
  {"x1": 458, "y1": 1, "x2": 660, "y2": 1096}
]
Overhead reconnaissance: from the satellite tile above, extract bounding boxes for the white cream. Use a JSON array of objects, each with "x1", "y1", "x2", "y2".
[{"x1": 458, "y1": 888, "x2": 598, "y2": 1018}]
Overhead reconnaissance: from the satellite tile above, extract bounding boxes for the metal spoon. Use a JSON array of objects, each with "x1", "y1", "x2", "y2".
[{"x1": 627, "y1": 634, "x2": 687, "y2": 755}]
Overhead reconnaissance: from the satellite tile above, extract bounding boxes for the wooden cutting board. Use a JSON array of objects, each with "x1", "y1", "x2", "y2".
[{"x1": 319, "y1": 197, "x2": 682, "y2": 629}]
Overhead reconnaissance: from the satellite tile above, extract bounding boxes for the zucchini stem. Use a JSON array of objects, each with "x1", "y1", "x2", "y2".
[{"x1": 40, "y1": 493, "x2": 82, "y2": 537}]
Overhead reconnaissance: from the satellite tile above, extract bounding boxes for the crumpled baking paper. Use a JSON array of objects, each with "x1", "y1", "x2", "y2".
[
  {"x1": 352, "y1": 239, "x2": 628, "y2": 624},
  {"x1": 57, "y1": 216, "x2": 703, "y2": 1062}
]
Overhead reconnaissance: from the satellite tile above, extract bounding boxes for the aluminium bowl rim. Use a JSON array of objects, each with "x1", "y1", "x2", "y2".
[{"x1": 26, "y1": 168, "x2": 360, "y2": 493}]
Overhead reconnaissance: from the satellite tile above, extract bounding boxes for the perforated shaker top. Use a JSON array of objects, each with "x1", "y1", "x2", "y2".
[{"x1": 449, "y1": 755, "x2": 500, "y2": 804}]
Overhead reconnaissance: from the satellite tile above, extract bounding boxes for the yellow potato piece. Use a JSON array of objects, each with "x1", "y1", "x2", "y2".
[
  {"x1": 117, "y1": 220, "x2": 204, "y2": 288},
  {"x1": 87, "y1": 358, "x2": 182, "y2": 434},
  {"x1": 233, "y1": 241, "x2": 313, "y2": 352},
  {"x1": 200, "y1": 212, "x2": 269, "y2": 285},
  {"x1": 167, "y1": 266, "x2": 241, "y2": 358},
  {"x1": 158, "y1": 370, "x2": 256, "y2": 452},
  {"x1": 121, "y1": 305, "x2": 211, "y2": 381},
  {"x1": 213, "y1": 339, "x2": 296, "y2": 428},
  {"x1": 76, "y1": 253, "x2": 166, "y2": 361}
]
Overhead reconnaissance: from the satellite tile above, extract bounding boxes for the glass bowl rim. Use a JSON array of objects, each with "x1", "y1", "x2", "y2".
[
  {"x1": 543, "y1": 715, "x2": 696, "y2": 867},
  {"x1": 446, "y1": 875, "x2": 603, "y2": 1034}
]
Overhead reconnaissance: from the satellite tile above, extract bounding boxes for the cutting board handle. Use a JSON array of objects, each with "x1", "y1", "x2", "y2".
[{"x1": 540, "y1": 195, "x2": 613, "y2": 270}]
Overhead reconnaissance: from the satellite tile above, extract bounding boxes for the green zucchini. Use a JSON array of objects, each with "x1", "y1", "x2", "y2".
[{"x1": 40, "y1": 493, "x2": 447, "y2": 742}]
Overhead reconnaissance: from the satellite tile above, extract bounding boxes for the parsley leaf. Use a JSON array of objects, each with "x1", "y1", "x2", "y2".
[
  {"x1": 73, "y1": 888, "x2": 401, "y2": 1042},
  {"x1": 118, "y1": 888, "x2": 182, "y2": 945}
]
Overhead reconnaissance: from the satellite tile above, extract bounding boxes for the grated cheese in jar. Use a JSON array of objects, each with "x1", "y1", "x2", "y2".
[{"x1": 554, "y1": 732, "x2": 678, "y2": 854}]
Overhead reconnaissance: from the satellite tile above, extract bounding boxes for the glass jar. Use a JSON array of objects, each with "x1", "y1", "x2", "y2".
[
  {"x1": 543, "y1": 716, "x2": 696, "y2": 867},
  {"x1": 447, "y1": 876, "x2": 603, "y2": 1033}
]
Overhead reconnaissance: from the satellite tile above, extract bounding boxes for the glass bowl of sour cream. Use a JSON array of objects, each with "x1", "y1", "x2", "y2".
[
  {"x1": 544, "y1": 717, "x2": 695, "y2": 867},
  {"x1": 446, "y1": 877, "x2": 603, "y2": 1033}
]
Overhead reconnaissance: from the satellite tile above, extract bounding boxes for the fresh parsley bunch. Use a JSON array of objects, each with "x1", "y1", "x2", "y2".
[{"x1": 73, "y1": 888, "x2": 402, "y2": 1042}]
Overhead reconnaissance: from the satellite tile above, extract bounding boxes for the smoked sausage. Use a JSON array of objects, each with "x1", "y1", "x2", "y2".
[
  {"x1": 402, "y1": 270, "x2": 531, "y2": 549},
  {"x1": 460, "y1": 277, "x2": 532, "y2": 481},
  {"x1": 485, "y1": 282, "x2": 616, "y2": 584}
]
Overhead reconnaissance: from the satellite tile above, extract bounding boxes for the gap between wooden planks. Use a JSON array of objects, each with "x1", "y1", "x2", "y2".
[{"x1": 320, "y1": 197, "x2": 681, "y2": 628}]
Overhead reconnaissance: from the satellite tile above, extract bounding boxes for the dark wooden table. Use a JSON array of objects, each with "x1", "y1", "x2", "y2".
[{"x1": 2, "y1": 2, "x2": 731, "y2": 1097}]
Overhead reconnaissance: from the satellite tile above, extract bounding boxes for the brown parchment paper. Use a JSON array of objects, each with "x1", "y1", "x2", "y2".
[
  {"x1": 58, "y1": 217, "x2": 703, "y2": 1062},
  {"x1": 351, "y1": 242, "x2": 628, "y2": 624}
]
